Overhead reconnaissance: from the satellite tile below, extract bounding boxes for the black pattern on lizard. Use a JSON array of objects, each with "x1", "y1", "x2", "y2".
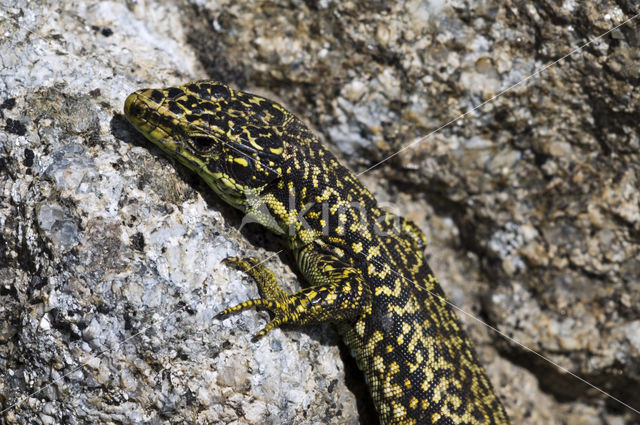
[{"x1": 124, "y1": 81, "x2": 510, "y2": 425}]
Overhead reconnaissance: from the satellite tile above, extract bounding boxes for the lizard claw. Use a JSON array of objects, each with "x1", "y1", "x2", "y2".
[
  {"x1": 251, "y1": 316, "x2": 285, "y2": 341},
  {"x1": 222, "y1": 256, "x2": 260, "y2": 270},
  {"x1": 215, "y1": 298, "x2": 278, "y2": 319}
]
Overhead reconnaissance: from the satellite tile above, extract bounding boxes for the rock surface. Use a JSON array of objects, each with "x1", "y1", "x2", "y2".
[{"x1": 1, "y1": 0, "x2": 639, "y2": 424}]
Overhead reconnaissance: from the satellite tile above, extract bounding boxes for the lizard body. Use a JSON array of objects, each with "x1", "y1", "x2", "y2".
[{"x1": 124, "y1": 81, "x2": 510, "y2": 425}]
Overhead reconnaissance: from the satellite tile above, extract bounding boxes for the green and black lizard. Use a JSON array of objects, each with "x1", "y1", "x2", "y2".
[{"x1": 124, "y1": 81, "x2": 510, "y2": 425}]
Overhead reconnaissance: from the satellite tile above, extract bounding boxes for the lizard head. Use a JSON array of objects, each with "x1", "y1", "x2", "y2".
[{"x1": 124, "y1": 81, "x2": 298, "y2": 210}]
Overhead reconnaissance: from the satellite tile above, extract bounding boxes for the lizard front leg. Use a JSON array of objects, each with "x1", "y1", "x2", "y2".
[{"x1": 217, "y1": 245, "x2": 371, "y2": 338}]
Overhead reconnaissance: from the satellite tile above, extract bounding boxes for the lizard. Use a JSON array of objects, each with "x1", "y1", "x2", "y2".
[{"x1": 124, "y1": 80, "x2": 510, "y2": 425}]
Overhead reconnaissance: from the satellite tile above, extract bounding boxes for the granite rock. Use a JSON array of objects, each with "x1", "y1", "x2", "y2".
[{"x1": 1, "y1": 0, "x2": 639, "y2": 424}]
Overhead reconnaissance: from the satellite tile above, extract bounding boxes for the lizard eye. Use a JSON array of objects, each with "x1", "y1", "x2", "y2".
[{"x1": 191, "y1": 136, "x2": 215, "y2": 153}]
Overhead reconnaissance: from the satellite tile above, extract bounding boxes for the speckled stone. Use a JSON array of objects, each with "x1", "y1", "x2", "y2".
[{"x1": 1, "y1": 0, "x2": 639, "y2": 424}]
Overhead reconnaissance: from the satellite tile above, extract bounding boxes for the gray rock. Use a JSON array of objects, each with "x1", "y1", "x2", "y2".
[{"x1": 1, "y1": 0, "x2": 639, "y2": 424}]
